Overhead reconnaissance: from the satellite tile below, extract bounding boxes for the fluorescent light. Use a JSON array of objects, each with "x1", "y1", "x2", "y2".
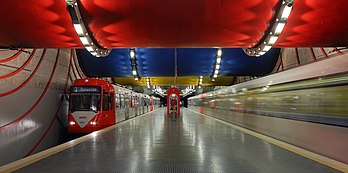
[
  {"x1": 132, "y1": 70, "x2": 137, "y2": 75},
  {"x1": 268, "y1": 36, "x2": 278, "y2": 44},
  {"x1": 135, "y1": 77, "x2": 139, "y2": 81},
  {"x1": 67, "y1": 1, "x2": 111, "y2": 57},
  {"x1": 263, "y1": 45, "x2": 272, "y2": 52},
  {"x1": 281, "y1": 6, "x2": 292, "y2": 19},
  {"x1": 79, "y1": 37, "x2": 89, "y2": 45},
  {"x1": 86, "y1": 46, "x2": 94, "y2": 52},
  {"x1": 73, "y1": 24, "x2": 84, "y2": 35},
  {"x1": 215, "y1": 64, "x2": 220, "y2": 70},
  {"x1": 200, "y1": 76, "x2": 203, "y2": 79},
  {"x1": 216, "y1": 57, "x2": 221, "y2": 64},
  {"x1": 242, "y1": 0, "x2": 293, "y2": 57},
  {"x1": 130, "y1": 50, "x2": 135, "y2": 58},
  {"x1": 274, "y1": 23, "x2": 285, "y2": 34},
  {"x1": 217, "y1": 49, "x2": 222, "y2": 56},
  {"x1": 213, "y1": 74, "x2": 217, "y2": 78},
  {"x1": 214, "y1": 70, "x2": 219, "y2": 75}
]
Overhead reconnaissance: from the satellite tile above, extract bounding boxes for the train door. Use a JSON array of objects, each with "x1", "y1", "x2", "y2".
[
  {"x1": 135, "y1": 95, "x2": 139, "y2": 116},
  {"x1": 145, "y1": 97, "x2": 149, "y2": 113},
  {"x1": 101, "y1": 89, "x2": 115, "y2": 126},
  {"x1": 140, "y1": 96, "x2": 144, "y2": 114},
  {"x1": 124, "y1": 93, "x2": 129, "y2": 119},
  {"x1": 116, "y1": 93, "x2": 127, "y2": 122}
]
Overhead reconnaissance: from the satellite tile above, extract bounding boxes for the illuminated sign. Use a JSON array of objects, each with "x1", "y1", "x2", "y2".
[{"x1": 71, "y1": 86, "x2": 101, "y2": 93}]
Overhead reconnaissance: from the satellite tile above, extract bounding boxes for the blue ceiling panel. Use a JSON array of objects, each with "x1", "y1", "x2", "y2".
[
  {"x1": 177, "y1": 48, "x2": 216, "y2": 76},
  {"x1": 136, "y1": 48, "x2": 175, "y2": 77},
  {"x1": 219, "y1": 48, "x2": 280, "y2": 76},
  {"x1": 77, "y1": 48, "x2": 280, "y2": 78},
  {"x1": 76, "y1": 48, "x2": 132, "y2": 77}
]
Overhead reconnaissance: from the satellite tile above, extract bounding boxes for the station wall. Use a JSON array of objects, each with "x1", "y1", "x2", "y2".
[
  {"x1": 0, "y1": 48, "x2": 85, "y2": 166},
  {"x1": 235, "y1": 47, "x2": 347, "y2": 83}
]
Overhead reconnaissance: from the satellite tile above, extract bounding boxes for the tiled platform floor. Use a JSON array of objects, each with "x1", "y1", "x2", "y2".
[{"x1": 16, "y1": 108, "x2": 339, "y2": 173}]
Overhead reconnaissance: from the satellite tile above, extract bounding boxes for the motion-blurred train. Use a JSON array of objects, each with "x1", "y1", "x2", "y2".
[
  {"x1": 189, "y1": 55, "x2": 348, "y2": 127},
  {"x1": 68, "y1": 78, "x2": 160, "y2": 133}
]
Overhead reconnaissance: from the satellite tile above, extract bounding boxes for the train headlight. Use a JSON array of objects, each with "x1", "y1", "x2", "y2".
[
  {"x1": 69, "y1": 121, "x2": 76, "y2": 125},
  {"x1": 90, "y1": 121, "x2": 97, "y2": 125}
]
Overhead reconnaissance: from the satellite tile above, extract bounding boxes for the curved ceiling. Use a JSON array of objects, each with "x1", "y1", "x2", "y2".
[
  {"x1": 77, "y1": 48, "x2": 280, "y2": 86},
  {"x1": 1, "y1": 1, "x2": 346, "y2": 86},
  {"x1": 0, "y1": 0, "x2": 348, "y2": 48},
  {"x1": 77, "y1": 48, "x2": 280, "y2": 77}
]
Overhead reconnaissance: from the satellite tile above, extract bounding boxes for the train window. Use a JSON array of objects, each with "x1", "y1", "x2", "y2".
[
  {"x1": 120, "y1": 94, "x2": 124, "y2": 109},
  {"x1": 116, "y1": 94, "x2": 121, "y2": 109},
  {"x1": 109, "y1": 93, "x2": 114, "y2": 109},
  {"x1": 125, "y1": 93, "x2": 130, "y2": 108},
  {"x1": 133, "y1": 96, "x2": 136, "y2": 107},
  {"x1": 130, "y1": 95, "x2": 133, "y2": 108},
  {"x1": 103, "y1": 92, "x2": 109, "y2": 110},
  {"x1": 70, "y1": 93, "x2": 100, "y2": 112},
  {"x1": 135, "y1": 96, "x2": 138, "y2": 107}
]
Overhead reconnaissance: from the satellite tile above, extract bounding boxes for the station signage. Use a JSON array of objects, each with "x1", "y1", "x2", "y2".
[{"x1": 71, "y1": 86, "x2": 101, "y2": 93}]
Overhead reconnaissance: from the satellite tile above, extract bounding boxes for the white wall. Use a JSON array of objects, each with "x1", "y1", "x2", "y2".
[{"x1": 0, "y1": 48, "x2": 85, "y2": 166}]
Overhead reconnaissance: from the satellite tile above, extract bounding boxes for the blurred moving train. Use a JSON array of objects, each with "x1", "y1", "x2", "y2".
[
  {"x1": 189, "y1": 55, "x2": 348, "y2": 127},
  {"x1": 68, "y1": 78, "x2": 160, "y2": 133}
]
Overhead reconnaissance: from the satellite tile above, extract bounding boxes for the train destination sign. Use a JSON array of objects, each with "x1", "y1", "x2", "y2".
[{"x1": 71, "y1": 86, "x2": 101, "y2": 93}]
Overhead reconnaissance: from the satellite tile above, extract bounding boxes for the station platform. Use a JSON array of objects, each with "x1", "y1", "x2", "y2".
[{"x1": 2, "y1": 108, "x2": 343, "y2": 173}]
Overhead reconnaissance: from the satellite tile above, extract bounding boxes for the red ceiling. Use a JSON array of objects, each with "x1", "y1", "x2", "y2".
[{"x1": 0, "y1": 0, "x2": 347, "y2": 48}]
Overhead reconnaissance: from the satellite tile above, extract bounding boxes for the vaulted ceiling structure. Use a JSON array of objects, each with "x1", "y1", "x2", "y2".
[{"x1": 1, "y1": 0, "x2": 347, "y2": 86}]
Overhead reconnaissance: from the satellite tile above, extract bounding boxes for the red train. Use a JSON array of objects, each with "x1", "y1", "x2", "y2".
[{"x1": 68, "y1": 78, "x2": 159, "y2": 133}]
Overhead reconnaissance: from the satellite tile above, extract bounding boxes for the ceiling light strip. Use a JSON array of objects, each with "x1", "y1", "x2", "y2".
[
  {"x1": 153, "y1": 86, "x2": 165, "y2": 96},
  {"x1": 130, "y1": 49, "x2": 140, "y2": 81},
  {"x1": 210, "y1": 48, "x2": 222, "y2": 81},
  {"x1": 66, "y1": 0, "x2": 111, "y2": 57},
  {"x1": 198, "y1": 76, "x2": 203, "y2": 88},
  {"x1": 183, "y1": 85, "x2": 196, "y2": 96},
  {"x1": 243, "y1": 0, "x2": 294, "y2": 57},
  {"x1": 146, "y1": 77, "x2": 150, "y2": 88}
]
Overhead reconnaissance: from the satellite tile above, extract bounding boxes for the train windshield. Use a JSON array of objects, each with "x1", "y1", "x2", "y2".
[{"x1": 70, "y1": 86, "x2": 101, "y2": 112}]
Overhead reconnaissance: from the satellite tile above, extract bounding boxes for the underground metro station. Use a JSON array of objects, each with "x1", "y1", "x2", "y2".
[{"x1": 1, "y1": 0, "x2": 348, "y2": 172}]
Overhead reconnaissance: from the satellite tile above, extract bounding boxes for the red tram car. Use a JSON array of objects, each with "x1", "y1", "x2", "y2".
[
  {"x1": 68, "y1": 78, "x2": 160, "y2": 133},
  {"x1": 68, "y1": 79, "x2": 115, "y2": 133}
]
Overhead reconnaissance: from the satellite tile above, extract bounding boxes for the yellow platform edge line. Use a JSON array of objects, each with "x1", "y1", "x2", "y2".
[
  {"x1": 186, "y1": 108, "x2": 348, "y2": 173},
  {"x1": 0, "y1": 109, "x2": 161, "y2": 173}
]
